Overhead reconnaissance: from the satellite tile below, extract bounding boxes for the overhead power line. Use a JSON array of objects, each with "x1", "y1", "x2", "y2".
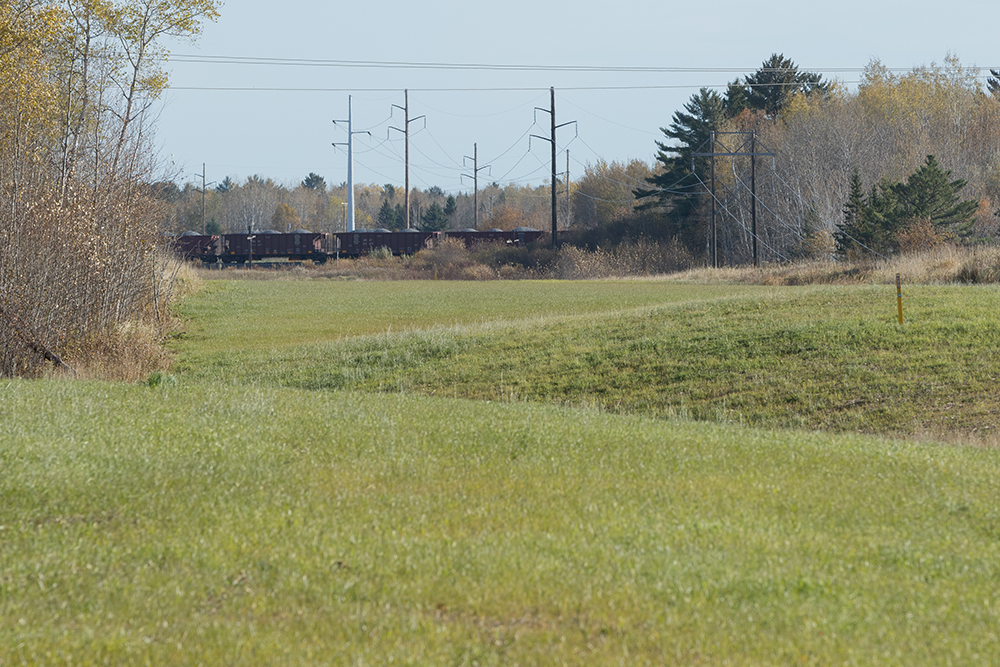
[
  {"x1": 164, "y1": 54, "x2": 996, "y2": 75},
  {"x1": 166, "y1": 83, "x2": 852, "y2": 93}
]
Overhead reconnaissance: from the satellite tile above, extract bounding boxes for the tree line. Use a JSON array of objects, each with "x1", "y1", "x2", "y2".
[
  {"x1": 156, "y1": 173, "x2": 578, "y2": 234},
  {"x1": 160, "y1": 53, "x2": 1000, "y2": 266},
  {"x1": 636, "y1": 54, "x2": 1000, "y2": 263}
]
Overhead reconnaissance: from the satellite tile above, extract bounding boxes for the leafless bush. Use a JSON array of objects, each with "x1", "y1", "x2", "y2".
[
  {"x1": 897, "y1": 218, "x2": 947, "y2": 255},
  {"x1": 0, "y1": 183, "x2": 179, "y2": 378}
]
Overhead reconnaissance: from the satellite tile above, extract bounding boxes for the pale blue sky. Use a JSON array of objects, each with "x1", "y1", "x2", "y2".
[{"x1": 158, "y1": 0, "x2": 998, "y2": 192}]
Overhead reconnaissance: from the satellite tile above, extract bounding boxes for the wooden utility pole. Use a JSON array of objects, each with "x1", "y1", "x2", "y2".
[
  {"x1": 751, "y1": 131, "x2": 758, "y2": 267},
  {"x1": 463, "y1": 144, "x2": 490, "y2": 230},
  {"x1": 531, "y1": 87, "x2": 576, "y2": 249},
  {"x1": 473, "y1": 143, "x2": 478, "y2": 229},
  {"x1": 201, "y1": 163, "x2": 207, "y2": 235},
  {"x1": 694, "y1": 131, "x2": 774, "y2": 268},
  {"x1": 710, "y1": 131, "x2": 717, "y2": 268},
  {"x1": 404, "y1": 90, "x2": 410, "y2": 229},
  {"x1": 391, "y1": 90, "x2": 425, "y2": 229}
]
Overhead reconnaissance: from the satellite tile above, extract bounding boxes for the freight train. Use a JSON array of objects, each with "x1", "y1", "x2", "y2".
[{"x1": 170, "y1": 228, "x2": 545, "y2": 264}]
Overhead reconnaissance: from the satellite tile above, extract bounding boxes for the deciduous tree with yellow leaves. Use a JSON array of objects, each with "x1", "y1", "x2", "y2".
[{"x1": 0, "y1": 0, "x2": 220, "y2": 378}]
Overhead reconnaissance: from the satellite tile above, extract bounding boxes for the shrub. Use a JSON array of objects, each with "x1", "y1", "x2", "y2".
[
  {"x1": 553, "y1": 239, "x2": 695, "y2": 279},
  {"x1": 897, "y1": 218, "x2": 947, "y2": 254}
]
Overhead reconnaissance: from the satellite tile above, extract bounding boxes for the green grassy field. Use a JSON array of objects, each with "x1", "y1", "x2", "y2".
[
  {"x1": 3, "y1": 279, "x2": 1000, "y2": 665},
  {"x1": 178, "y1": 280, "x2": 1000, "y2": 439}
]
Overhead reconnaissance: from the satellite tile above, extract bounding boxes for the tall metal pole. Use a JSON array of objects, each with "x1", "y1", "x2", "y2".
[
  {"x1": 550, "y1": 87, "x2": 558, "y2": 248},
  {"x1": 751, "y1": 130, "x2": 758, "y2": 267},
  {"x1": 390, "y1": 90, "x2": 424, "y2": 229},
  {"x1": 531, "y1": 87, "x2": 574, "y2": 248}
]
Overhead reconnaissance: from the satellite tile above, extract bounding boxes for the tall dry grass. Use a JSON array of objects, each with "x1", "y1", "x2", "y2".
[
  {"x1": 304, "y1": 237, "x2": 696, "y2": 282},
  {"x1": 668, "y1": 244, "x2": 1000, "y2": 286},
  {"x1": 221, "y1": 240, "x2": 1000, "y2": 287},
  {"x1": 553, "y1": 238, "x2": 696, "y2": 279}
]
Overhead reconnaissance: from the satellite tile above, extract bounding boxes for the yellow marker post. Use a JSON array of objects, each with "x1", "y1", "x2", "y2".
[{"x1": 896, "y1": 273, "x2": 904, "y2": 324}]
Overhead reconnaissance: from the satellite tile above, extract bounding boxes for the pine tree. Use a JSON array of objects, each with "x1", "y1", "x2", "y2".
[
  {"x1": 377, "y1": 199, "x2": 400, "y2": 230},
  {"x1": 633, "y1": 87, "x2": 728, "y2": 255},
  {"x1": 836, "y1": 157, "x2": 979, "y2": 256},
  {"x1": 737, "y1": 54, "x2": 828, "y2": 117},
  {"x1": 835, "y1": 169, "x2": 877, "y2": 254},
  {"x1": 635, "y1": 88, "x2": 726, "y2": 209},
  {"x1": 420, "y1": 202, "x2": 448, "y2": 231},
  {"x1": 890, "y1": 155, "x2": 978, "y2": 236},
  {"x1": 302, "y1": 173, "x2": 326, "y2": 191}
]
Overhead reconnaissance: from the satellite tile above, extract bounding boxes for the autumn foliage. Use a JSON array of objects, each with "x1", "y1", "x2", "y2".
[{"x1": 0, "y1": 0, "x2": 220, "y2": 378}]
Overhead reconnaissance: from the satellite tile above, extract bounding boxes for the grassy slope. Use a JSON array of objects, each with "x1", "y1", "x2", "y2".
[
  {"x1": 4, "y1": 279, "x2": 1000, "y2": 665},
  {"x1": 181, "y1": 281, "x2": 1000, "y2": 438},
  {"x1": 175, "y1": 279, "x2": 755, "y2": 353}
]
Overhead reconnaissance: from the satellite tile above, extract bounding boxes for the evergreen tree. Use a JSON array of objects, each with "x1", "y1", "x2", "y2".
[
  {"x1": 835, "y1": 170, "x2": 899, "y2": 255},
  {"x1": 865, "y1": 179, "x2": 902, "y2": 248},
  {"x1": 735, "y1": 54, "x2": 828, "y2": 117},
  {"x1": 836, "y1": 156, "x2": 978, "y2": 255},
  {"x1": 302, "y1": 173, "x2": 326, "y2": 191},
  {"x1": 724, "y1": 78, "x2": 750, "y2": 117},
  {"x1": 890, "y1": 155, "x2": 978, "y2": 236},
  {"x1": 377, "y1": 199, "x2": 400, "y2": 229},
  {"x1": 420, "y1": 202, "x2": 449, "y2": 231},
  {"x1": 835, "y1": 169, "x2": 871, "y2": 253},
  {"x1": 636, "y1": 88, "x2": 726, "y2": 206},
  {"x1": 444, "y1": 195, "x2": 457, "y2": 217},
  {"x1": 215, "y1": 176, "x2": 235, "y2": 194},
  {"x1": 635, "y1": 88, "x2": 726, "y2": 253}
]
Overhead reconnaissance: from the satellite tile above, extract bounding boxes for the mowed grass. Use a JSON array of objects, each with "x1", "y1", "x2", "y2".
[
  {"x1": 3, "y1": 380, "x2": 1000, "y2": 665},
  {"x1": 180, "y1": 281, "x2": 1000, "y2": 439},
  {"x1": 176, "y1": 279, "x2": 757, "y2": 353},
  {"x1": 4, "y1": 279, "x2": 1000, "y2": 665}
]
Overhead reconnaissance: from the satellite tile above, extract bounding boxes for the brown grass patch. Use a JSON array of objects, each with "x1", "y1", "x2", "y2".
[{"x1": 667, "y1": 245, "x2": 1000, "y2": 286}]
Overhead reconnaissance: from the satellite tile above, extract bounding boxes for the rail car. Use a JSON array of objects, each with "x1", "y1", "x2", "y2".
[
  {"x1": 332, "y1": 228, "x2": 439, "y2": 257},
  {"x1": 443, "y1": 227, "x2": 544, "y2": 248},
  {"x1": 169, "y1": 227, "x2": 547, "y2": 264},
  {"x1": 171, "y1": 231, "x2": 220, "y2": 262},
  {"x1": 170, "y1": 230, "x2": 328, "y2": 264},
  {"x1": 219, "y1": 230, "x2": 327, "y2": 264}
]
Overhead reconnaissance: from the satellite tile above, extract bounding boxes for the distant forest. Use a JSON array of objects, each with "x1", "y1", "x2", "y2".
[{"x1": 157, "y1": 54, "x2": 1000, "y2": 264}]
